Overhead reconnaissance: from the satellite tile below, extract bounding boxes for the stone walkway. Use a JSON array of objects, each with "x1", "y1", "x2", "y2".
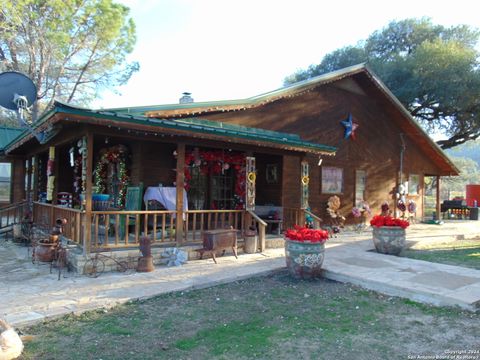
[{"x1": 1, "y1": 221, "x2": 479, "y2": 327}]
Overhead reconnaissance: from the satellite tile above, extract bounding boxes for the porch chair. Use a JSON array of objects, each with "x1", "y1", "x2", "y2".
[{"x1": 110, "y1": 183, "x2": 144, "y2": 240}]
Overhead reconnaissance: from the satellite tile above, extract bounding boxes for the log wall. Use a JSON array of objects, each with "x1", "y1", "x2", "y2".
[{"x1": 197, "y1": 82, "x2": 441, "y2": 220}]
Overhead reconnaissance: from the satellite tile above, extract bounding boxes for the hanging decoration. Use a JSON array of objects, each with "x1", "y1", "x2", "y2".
[
  {"x1": 46, "y1": 146, "x2": 55, "y2": 201},
  {"x1": 37, "y1": 156, "x2": 45, "y2": 201},
  {"x1": 340, "y1": 113, "x2": 359, "y2": 140},
  {"x1": 301, "y1": 160, "x2": 309, "y2": 209},
  {"x1": 93, "y1": 145, "x2": 130, "y2": 208},
  {"x1": 183, "y1": 149, "x2": 247, "y2": 209},
  {"x1": 407, "y1": 200, "x2": 417, "y2": 214},
  {"x1": 79, "y1": 137, "x2": 87, "y2": 194},
  {"x1": 73, "y1": 152, "x2": 82, "y2": 205},
  {"x1": 246, "y1": 156, "x2": 256, "y2": 211},
  {"x1": 397, "y1": 199, "x2": 407, "y2": 218}
]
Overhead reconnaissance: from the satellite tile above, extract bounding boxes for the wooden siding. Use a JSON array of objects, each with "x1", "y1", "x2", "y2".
[
  {"x1": 194, "y1": 82, "x2": 441, "y2": 220},
  {"x1": 282, "y1": 155, "x2": 301, "y2": 209},
  {"x1": 254, "y1": 153, "x2": 282, "y2": 206},
  {"x1": 11, "y1": 158, "x2": 25, "y2": 203}
]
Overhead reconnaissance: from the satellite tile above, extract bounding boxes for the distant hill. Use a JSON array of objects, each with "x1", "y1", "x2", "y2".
[{"x1": 445, "y1": 141, "x2": 480, "y2": 166}]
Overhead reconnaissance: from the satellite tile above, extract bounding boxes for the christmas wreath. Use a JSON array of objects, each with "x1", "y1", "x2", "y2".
[{"x1": 93, "y1": 145, "x2": 130, "y2": 208}]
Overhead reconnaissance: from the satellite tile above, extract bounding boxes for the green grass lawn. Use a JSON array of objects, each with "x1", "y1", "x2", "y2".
[
  {"x1": 20, "y1": 271, "x2": 479, "y2": 360},
  {"x1": 402, "y1": 240, "x2": 480, "y2": 270}
]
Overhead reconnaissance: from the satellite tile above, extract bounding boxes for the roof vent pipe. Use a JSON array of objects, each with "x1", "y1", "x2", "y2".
[{"x1": 179, "y1": 92, "x2": 193, "y2": 104}]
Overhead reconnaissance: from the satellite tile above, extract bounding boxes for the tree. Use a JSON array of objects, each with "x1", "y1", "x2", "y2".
[
  {"x1": 285, "y1": 18, "x2": 480, "y2": 149},
  {"x1": 0, "y1": 0, "x2": 138, "y2": 122}
]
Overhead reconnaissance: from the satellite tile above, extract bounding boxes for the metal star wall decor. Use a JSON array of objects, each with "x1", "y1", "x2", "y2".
[{"x1": 340, "y1": 113, "x2": 359, "y2": 140}]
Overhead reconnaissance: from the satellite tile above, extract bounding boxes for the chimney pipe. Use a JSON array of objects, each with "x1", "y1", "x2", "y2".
[{"x1": 179, "y1": 92, "x2": 193, "y2": 104}]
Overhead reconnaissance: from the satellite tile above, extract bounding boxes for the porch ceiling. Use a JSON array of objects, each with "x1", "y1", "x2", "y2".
[{"x1": 4, "y1": 101, "x2": 336, "y2": 156}]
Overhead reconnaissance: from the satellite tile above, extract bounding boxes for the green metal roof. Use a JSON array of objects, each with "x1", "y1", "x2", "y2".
[
  {"x1": 4, "y1": 102, "x2": 336, "y2": 155},
  {"x1": 0, "y1": 126, "x2": 23, "y2": 151}
]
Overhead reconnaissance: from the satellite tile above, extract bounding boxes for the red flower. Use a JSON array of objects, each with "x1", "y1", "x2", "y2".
[
  {"x1": 285, "y1": 226, "x2": 329, "y2": 243},
  {"x1": 370, "y1": 215, "x2": 409, "y2": 229}
]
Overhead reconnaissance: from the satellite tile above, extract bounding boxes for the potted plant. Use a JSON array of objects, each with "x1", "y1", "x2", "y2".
[
  {"x1": 370, "y1": 215, "x2": 410, "y2": 255},
  {"x1": 284, "y1": 226, "x2": 329, "y2": 279},
  {"x1": 34, "y1": 218, "x2": 66, "y2": 263}
]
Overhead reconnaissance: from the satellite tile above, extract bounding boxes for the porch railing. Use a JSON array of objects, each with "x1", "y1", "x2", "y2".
[
  {"x1": 32, "y1": 202, "x2": 84, "y2": 245},
  {"x1": 184, "y1": 210, "x2": 245, "y2": 243},
  {"x1": 283, "y1": 207, "x2": 323, "y2": 230},
  {"x1": 0, "y1": 201, "x2": 28, "y2": 229},
  {"x1": 246, "y1": 210, "x2": 267, "y2": 251},
  {"x1": 304, "y1": 209, "x2": 323, "y2": 229},
  {"x1": 90, "y1": 210, "x2": 177, "y2": 251},
  {"x1": 283, "y1": 207, "x2": 305, "y2": 230},
  {"x1": 28, "y1": 204, "x2": 318, "y2": 253}
]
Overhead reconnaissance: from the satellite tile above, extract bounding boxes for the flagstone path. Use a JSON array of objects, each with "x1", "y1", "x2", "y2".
[{"x1": 1, "y1": 220, "x2": 479, "y2": 327}]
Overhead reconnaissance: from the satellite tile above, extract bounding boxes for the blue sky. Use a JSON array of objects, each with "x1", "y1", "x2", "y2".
[{"x1": 94, "y1": 0, "x2": 480, "y2": 109}]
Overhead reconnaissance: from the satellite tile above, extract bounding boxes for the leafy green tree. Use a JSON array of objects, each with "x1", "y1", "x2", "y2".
[
  {"x1": 0, "y1": 0, "x2": 138, "y2": 122},
  {"x1": 285, "y1": 18, "x2": 480, "y2": 150},
  {"x1": 442, "y1": 156, "x2": 480, "y2": 194}
]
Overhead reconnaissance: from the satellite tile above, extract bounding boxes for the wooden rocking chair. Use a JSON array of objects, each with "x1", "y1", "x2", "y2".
[{"x1": 110, "y1": 183, "x2": 144, "y2": 240}]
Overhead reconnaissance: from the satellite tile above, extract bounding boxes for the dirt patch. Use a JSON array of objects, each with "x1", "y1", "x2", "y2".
[{"x1": 20, "y1": 270, "x2": 479, "y2": 360}]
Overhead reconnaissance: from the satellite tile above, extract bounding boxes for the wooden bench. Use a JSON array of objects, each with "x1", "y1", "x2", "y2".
[
  {"x1": 255, "y1": 205, "x2": 283, "y2": 235},
  {"x1": 197, "y1": 228, "x2": 238, "y2": 264}
]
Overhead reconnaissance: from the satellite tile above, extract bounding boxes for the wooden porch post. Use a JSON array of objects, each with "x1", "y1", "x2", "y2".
[
  {"x1": 175, "y1": 143, "x2": 185, "y2": 244},
  {"x1": 300, "y1": 159, "x2": 309, "y2": 226},
  {"x1": 83, "y1": 132, "x2": 94, "y2": 255},
  {"x1": 436, "y1": 175, "x2": 441, "y2": 220}
]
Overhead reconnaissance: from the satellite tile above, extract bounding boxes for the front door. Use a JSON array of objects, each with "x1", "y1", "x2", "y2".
[{"x1": 188, "y1": 167, "x2": 236, "y2": 210}]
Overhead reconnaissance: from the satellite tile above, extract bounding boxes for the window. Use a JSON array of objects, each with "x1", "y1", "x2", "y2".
[
  {"x1": 0, "y1": 162, "x2": 12, "y2": 202},
  {"x1": 321, "y1": 167, "x2": 343, "y2": 194},
  {"x1": 211, "y1": 170, "x2": 235, "y2": 210},
  {"x1": 188, "y1": 166, "x2": 208, "y2": 210},
  {"x1": 408, "y1": 174, "x2": 420, "y2": 195},
  {"x1": 355, "y1": 170, "x2": 366, "y2": 207}
]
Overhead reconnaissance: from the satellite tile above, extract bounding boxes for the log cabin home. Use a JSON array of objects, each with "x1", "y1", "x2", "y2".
[{"x1": 0, "y1": 64, "x2": 458, "y2": 266}]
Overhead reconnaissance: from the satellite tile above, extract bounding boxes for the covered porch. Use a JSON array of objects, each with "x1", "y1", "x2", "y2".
[{"x1": 5, "y1": 102, "x2": 334, "y2": 256}]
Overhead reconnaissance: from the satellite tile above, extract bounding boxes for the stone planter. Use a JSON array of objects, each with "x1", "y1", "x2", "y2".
[
  {"x1": 284, "y1": 238, "x2": 325, "y2": 279},
  {"x1": 372, "y1": 226, "x2": 406, "y2": 255}
]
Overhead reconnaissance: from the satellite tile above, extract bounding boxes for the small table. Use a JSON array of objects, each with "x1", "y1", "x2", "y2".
[{"x1": 197, "y1": 229, "x2": 238, "y2": 264}]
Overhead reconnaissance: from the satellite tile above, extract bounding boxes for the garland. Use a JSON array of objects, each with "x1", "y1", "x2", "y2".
[
  {"x1": 181, "y1": 149, "x2": 246, "y2": 209},
  {"x1": 73, "y1": 155, "x2": 82, "y2": 204},
  {"x1": 93, "y1": 145, "x2": 130, "y2": 208}
]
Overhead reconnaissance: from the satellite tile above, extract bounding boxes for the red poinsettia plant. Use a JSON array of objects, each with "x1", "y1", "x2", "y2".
[
  {"x1": 370, "y1": 215, "x2": 410, "y2": 229},
  {"x1": 284, "y1": 225, "x2": 329, "y2": 243}
]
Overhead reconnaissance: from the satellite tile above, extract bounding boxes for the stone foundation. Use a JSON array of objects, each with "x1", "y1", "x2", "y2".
[
  {"x1": 265, "y1": 237, "x2": 285, "y2": 249},
  {"x1": 66, "y1": 239, "x2": 284, "y2": 275}
]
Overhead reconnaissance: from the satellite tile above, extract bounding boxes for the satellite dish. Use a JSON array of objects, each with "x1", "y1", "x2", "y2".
[
  {"x1": 0, "y1": 71, "x2": 58, "y2": 145},
  {"x1": 0, "y1": 71, "x2": 37, "y2": 111}
]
